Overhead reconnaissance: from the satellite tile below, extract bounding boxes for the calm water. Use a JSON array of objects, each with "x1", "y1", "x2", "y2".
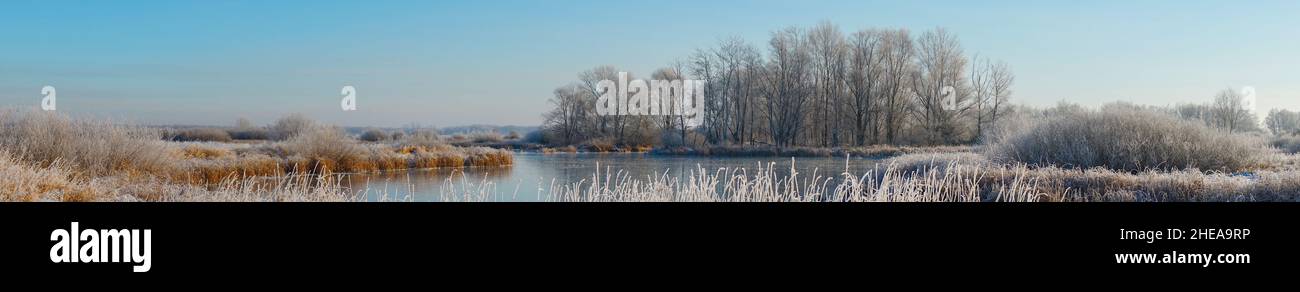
[{"x1": 345, "y1": 153, "x2": 882, "y2": 201}]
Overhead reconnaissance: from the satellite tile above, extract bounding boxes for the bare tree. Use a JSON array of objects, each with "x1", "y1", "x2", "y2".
[
  {"x1": 969, "y1": 55, "x2": 1014, "y2": 140},
  {"x1": 985, "y1": 59, "x2": 1014, "y2": 139},
  {"x1": 541, "y1": 22, "x2": 1014, "y2": 149},
  {"x1": 807, "y1": 21, "x2": 849, "y2": 146},
  {"x1": 578, "y1": 66, "x2": 623, "y2": 141},
  {"x1": 910, "y1": 28, "x2": 971, "y2": 145},
  {"x1": 1211, "y1": 88, "x2": 1254, "y2": 133},
  {"x1": 969, "y1": 55, "x2": 991, "y2": 137},
  {"x1": 759, "y1": 27, "x2": 813, "y2": 147},
  {"x1": 1266, "y1": 109, "x2": 1300, "y2": 136},
  {"x1": 542, "y1": 84, "x2": 590, "y2": 145},
  {"x1": 846, "y1": 29, "x2": 883, "y2": 146},
  {"x1": 711, "y1": 37, "x2": 765, "y2": 146},
  {"x1": 689, "y1": 48, "x2": 723, "y2": 144},
  {"x1": 878, "y1": 29, "x2": 914, "y2": 144},
  {"x1": 652, "y1": 67, "x2": 685, "y2": 146}
]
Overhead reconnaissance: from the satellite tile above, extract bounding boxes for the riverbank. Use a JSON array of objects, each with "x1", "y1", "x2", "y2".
[
  {"x1": 0, "y1": 110, "x2": 515, "y2": 201},
  {"x1": 173, "y1": 140, "x2": 514, "y2": 185}
]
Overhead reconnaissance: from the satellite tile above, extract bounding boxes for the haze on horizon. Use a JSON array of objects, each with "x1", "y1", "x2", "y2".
[{"x1": 1, "y1": 0, "x2": 1297, "y2": 128}]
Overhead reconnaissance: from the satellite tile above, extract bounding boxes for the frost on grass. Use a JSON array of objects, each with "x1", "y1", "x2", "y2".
[{"x1": 985, "y1": 103, "x2": 1264, "y2": 172}]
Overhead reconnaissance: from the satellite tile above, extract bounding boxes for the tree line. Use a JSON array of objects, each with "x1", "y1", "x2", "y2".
[
  {"x1": 542, "y1": 22, "x2": 1017, "y2": 148},
  {"x1": 1266, "y1": 109, "x2": 1300, "y2": 136}
]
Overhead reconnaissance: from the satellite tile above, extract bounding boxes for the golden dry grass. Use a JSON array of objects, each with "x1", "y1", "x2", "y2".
[{"x1": 0, "y1": 150, "x2": 101, "y2": 202}]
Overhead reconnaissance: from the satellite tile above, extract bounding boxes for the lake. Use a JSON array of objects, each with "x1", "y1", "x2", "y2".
[{"x1": 345, "y1": 153, "x2": 883, "y2": 201}]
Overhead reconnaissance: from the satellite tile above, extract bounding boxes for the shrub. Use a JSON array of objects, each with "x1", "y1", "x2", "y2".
[
  {"x1": 359, "y1": 128, "x2": 388, "y2": 142},
  {"x1": 227, "y1": 128, "x2": 271, "y2": 140},
  {"x1": 580, "y1": 137, "x2": 617, "y2": 152},
  {"x1": 0, "y1": 110, "x2": 173, "y2": 176},
  {"x1": 170, "y1": 128, "x2": 233, "y2": 142},
  {"x1": 401, "y1": 129, "x2": 442, "y2": 148},
  {"x1": 1271, "y1": 136, "x2": 1300, "y2": 154},
  {"x1": 283, "y1": 125, "x2": 366, "y2": 173},
  {"x1": 270, "y1": 113, "x2": 316, "y2": 140},
  {"x1": 985, "y1": 103, "x2": 1264, "y2": 172},
  {"x1": 468, "y1": 131, "x2": 504, "y2": 143},
  {"x1": 523, "y1": 130, "x2": 545, "y2": 144},
  {"x1": 0, "y1": 150, "x2": 100, "y2": 202}
]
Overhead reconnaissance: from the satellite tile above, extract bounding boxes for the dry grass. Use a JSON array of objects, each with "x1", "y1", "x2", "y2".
[
  {"x1": 212, "y1": 124, "x2": 515, "y2": 177},
  {"x1": 543, "y1": 159, "x2": 1041, "y2": 202},
  {"x1": 467, "y1": 131, "x2": 505, "y2": 143},
  {"x1": 122, "y1": 174, "x2": 356, "y2": 202},
  {"x1": 0, "y1": 150, "x2": 100, "y2": 202},
  {"x1": 0, "y1": 110, "x2": 513, "y2": 201},
  {"x1": 168, "y1": 128, "x2": 233, "y2": 142},
  {"x1": 179, "y1": 144, "x2": 233, "y2": 159},
  {"x1": 879, "y1": 153, "x2": 1300, "y2": 202},
  {"x1": 281, "y1": 125, "x2": 371, "y2": 173},
  {"x1": 399, "y1": 129, "x2": 442, "y2": 147},
  {"x1": 0, "y1": 110, "x2": 173, "y2": 177},
  {"x1": 0, "y1": 148, "x2": 355, "y2": 202},
  {"x1": 171, "y1": 152, "x2": 284, "y2": 185},
  {"x1": 270, "y1": 113, "x2": 316, "y2": 140},
  {"x1": 541, "y1": 146, "x2": 579, "y2": 154},
  {"x1": 881, "y1": 152, "x2": 990, "y2": 174}
]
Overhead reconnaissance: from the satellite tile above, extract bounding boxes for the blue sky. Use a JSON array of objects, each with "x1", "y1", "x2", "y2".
[{"x1": 1, "y1": 0, "x2": 1297, "y2": 127}]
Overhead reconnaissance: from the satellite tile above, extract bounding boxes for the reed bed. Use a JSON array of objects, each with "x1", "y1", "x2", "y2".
[
  {"x1": 0, "y1": 149, "x2": 355, "y2": 202},
  {"x1": 875, "y1": 153, "x2": 1300, "y2": 202},
  {"x1": 0, "y1": 150, "x2": 98, "y2": 202},
  {"x1": 544, "y1": 159, "x2": 1042, "y2": 202},
  {"x1": 0, "y1": 110, "x2": 513, "y2": 201}
]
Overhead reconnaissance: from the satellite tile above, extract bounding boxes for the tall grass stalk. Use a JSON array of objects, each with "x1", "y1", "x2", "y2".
[{"x1": 542, "y1": 159, "x2": 1041, "y2": 202}]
